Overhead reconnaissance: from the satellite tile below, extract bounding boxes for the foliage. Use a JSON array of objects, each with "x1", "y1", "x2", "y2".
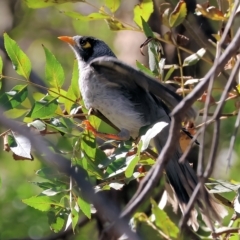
[{"x1": 1, "y1": 0, "x2": 240, "y2": 239}]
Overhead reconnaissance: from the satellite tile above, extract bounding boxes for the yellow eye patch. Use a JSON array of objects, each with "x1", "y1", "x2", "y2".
[{"x1": 82, "y1": 41, "x2": 91, "y2": 49}]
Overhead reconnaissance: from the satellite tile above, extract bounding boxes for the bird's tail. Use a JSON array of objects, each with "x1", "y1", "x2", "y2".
[{"x1": 154, "y1": 136, "x2": 227, "y2": 230}]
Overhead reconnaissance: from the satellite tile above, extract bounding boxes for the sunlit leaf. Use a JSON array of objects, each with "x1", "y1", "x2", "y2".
[
  {"x1": 133, "y1": 213, "x2": 164, "y2": 239},
  {"x1": 159, "y1": 58, "x2": 165, "y2": 79},
  {"x1": 8, "y1": 131, "x2": 32, "y2": 160},
  {"x1": 27, "y1": 95, "x2": 58, "y2": 118},
  {"x1": 71, "y1": 208, "x2": 79, "y2": 231},
  {"x1": 195, "y1": 4, "x2": 226, "y2": 21},
  {"x1": 133, "y1": 0, "x2": 154, "y2": 28},
  {"x1": 63, "y1": 11, "x2": 110, "y2": 21},
  {"x1": 106, "y1": 157, "x2": 127, "y2": 177},
  {"x1": 43, "y1": 46, "x2": 64, "y2": 90},
  {"x1": 169, "y1": 0, "x2": 187, "y2": 28},
  {"x1": 24, "y1": 0, "x2": 85, "y2": 9},
  {"x1": 161, "y1": 8, "x2": 171, "y2": 27},
  {"x1": 136, "y1": 60, "x2": 155, "y2": 77},
  {"x1": 22, "y1": 195, "x2": 63, "y2": 211},
  {"x1": 3, "y1": 108, "x2": 29, "y2": 119},
  {"x1": 184, "y1": 78, "x2": 200, "y2": 85},
  {"x1": 164, "y1": 65, "x2": 175, "y2": 81},
  {"x1": 234, "y1": 188, "x2": 240, "y2": 214},
  {"x1": 109, "y1": 182, "x2": 124, "y2": 190},
  {"x1": 151, "y1": 199, "x2": 179, "y2": 238},
  {"x1": 140, "y1": 121, "x2": 168, "y2": 151},
  {"x1": 207, "y1": 179, "x2": 240, "y2": 193},
  {"x1": 183, "y1": 48, "x2": 206, "y2": 66},
  {"x1": 77, "y1": 196, "x2": 91, "y2": 219},
  {"x1": 3, "y1": 33, "x2": 31, "y2": 80},
  {"x1": 104, "y1": 0, "x2": 121, "y2": 13},
  {"x1": 105, "y1": 19, "x2": 132, "y2": 30},
  {"x1": 125, "y1": 154, "x2": 139, "y2": 178}
]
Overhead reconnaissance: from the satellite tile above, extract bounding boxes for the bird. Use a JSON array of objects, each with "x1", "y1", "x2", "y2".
[{"x1": 58, "y1": 35, "x2": 227, "y2": 229}]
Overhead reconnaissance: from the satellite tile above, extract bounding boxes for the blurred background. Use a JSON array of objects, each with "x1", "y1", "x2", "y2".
[{"x1": 0, "y1": 0, "x2": 239, "y2": 239}]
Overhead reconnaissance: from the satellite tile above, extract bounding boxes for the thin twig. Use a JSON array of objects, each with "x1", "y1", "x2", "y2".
[
  {"x1": 120, "y1": 18, "x2": 240, "y2": 225},
  {"x1": 226, "y1": 109, "x2": 240, "y2": 170}
]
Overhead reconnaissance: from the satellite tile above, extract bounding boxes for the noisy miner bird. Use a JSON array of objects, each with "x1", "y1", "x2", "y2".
[{"x1": 58, "y1": 35, "x2": 227, "y2": 229}]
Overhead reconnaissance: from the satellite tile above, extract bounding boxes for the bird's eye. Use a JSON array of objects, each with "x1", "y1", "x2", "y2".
[{"x1": 79, "y1": 39, "x2": 91, "y2": 49}]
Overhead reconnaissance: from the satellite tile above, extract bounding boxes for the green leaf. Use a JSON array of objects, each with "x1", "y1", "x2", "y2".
[
  {"x1": 81, "y1": 133, "x2": 97, "y2": 159},
  {"x1": 151, "y1": 199, "x2": 179, "y2": 238},
  {"x1": 88, "y1": 115, "x2": 118, "y2": 136},
  {"x1": 31, "y1": 181, "x2": 59, "y2": 190},
  {"x1": 43, "y1": 46, "x2": 64, "y2": 90},
  {"x1": 27, "y1": 95, "x2": 58, "y2": 118},
  {"x1": 48, "y1": 211, "x2": 65, "y2": 233},
  {"x1": 105, "y1": 19, "x2": 132, "y2": 31},
  {"x1": 133, "y1": 0, "x2": 154, "y2": 28},
  {"x1": 24, "y1": 0, "x2": 85, "y2": 9},
  {"x1": 183, "y1": 48, "x2": 206, "y2": 66},
  {"x1": 133, "y1": 213, "x2": 165, "y2": 239},
  {"x1": 70, "y1": 60, "x2": 80, "y2": 99},
  {"x1": 148, "y1": 40, "x2": 162, "y2": 76},
  {"x1": 104, "y1": 0, "x2": 121, "y2": 13},
  {"x1": 8, "y1": 131, "x2": 32, "y2": 159},
  {"x1": 36, "y1": 167, "x2": 62, "y2": 180},
  {"x1": 63, "y1": 11, "x2": 109, "y2": 21},
  {"x1": 141, "y1": 17, "x2": 154, "y2": 37},
  {"x1": 71, "y1": 208, "x2": 79, "y2": 231},
  {"x1": 0, "y1": 55, "x2": 3, "y2": 89},
  {"x1": 164, "y1": 65, "x2": 175, "y2": 81},
  {"x1": 82, "y1": 155, "x2": 105, "y2": 179},
  {"x1": 3, "y1": 33, "x2": 31, "y2": 80},
  {"x1": 4, "y1": 108, "x2": 28, "y2": 119},
  {"x1": 65, "y1": 60, "x2": 80, "y2": 113},
  {"x1": 0, "y1": 85, "x2": 28, "y2": 111},
  {"x1": 125, "y1": 155, "x2": 139, "y2": 178},
  {"x1": 169, "y1": 0, "x2": 187, "y2": 28},
  {"x1": 162, "y1": 8, "x2": 171, "y2": 28},
  {"x1": 77, "y1": 196, "x2": 91, "y2": 219},
  {"x1": 22, "y1": 195, "x2": 63, "y2": 211},
  {"x1": 46, "y1": 117, "x2": 71, "y2": 134},
  {"x1": 105, "y1": 157, "x2": 127, "y2": 177},
  {"x1": 136, "y1": 60, "x2": 155, "y2": 77}
]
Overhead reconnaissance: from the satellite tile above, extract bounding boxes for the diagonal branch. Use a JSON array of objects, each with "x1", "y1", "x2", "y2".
[
  {"x1": 120, "y1": 20, "x2": 240, "y2": 222},
  {"x1": 0, "y1": 108, "x2": 140, "y2": 240}
]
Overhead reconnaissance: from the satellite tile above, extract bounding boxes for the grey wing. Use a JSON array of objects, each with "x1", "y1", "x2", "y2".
[{"x1": 90, "y1": 56, "x2": 196, "y2": 120}]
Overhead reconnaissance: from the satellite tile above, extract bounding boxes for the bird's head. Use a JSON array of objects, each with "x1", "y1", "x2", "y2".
[{"x1": 58, "y1": 35, "x2": 116, "y2": 64}]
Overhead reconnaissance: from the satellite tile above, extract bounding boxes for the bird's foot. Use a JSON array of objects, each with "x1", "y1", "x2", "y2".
[{"x1": 82, "y1": 120, "x2": 130, "y2": 141}]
